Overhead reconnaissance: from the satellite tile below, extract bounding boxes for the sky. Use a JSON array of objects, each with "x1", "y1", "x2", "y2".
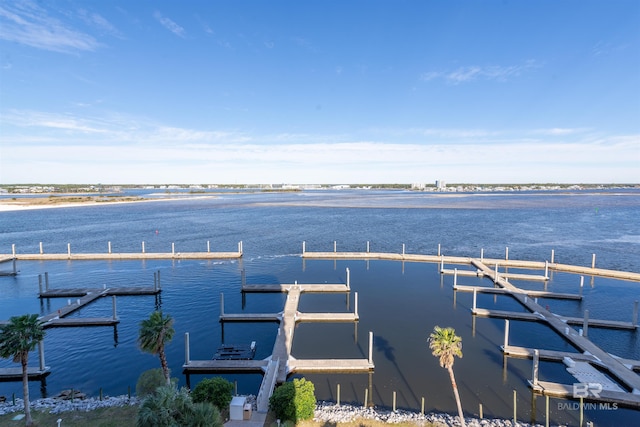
[{"x1": 0, "y1": 0, "x2": 639, "y2": 185}]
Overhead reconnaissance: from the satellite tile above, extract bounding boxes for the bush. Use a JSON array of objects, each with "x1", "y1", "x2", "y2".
[
  {"x1": 137, "y1": 385, "x2": 222, "y2": 427},
  {"x1": 136, "y1": 368, "x2": 169, "y2": 398},
  {"x1": 269, "y1": 378, "x2": 316, "y2": 423},
  {"x1": 191, "y1": 377, "x2": 234, "y2": 410}
]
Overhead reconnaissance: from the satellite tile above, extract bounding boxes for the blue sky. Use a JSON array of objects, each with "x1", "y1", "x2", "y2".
[{"x1": 0, "y1": 0, "x2": 638, "y2": 184}]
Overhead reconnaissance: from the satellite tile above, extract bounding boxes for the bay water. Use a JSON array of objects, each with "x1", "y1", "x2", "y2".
[{"x1": 1, "y1": 189, "x2": 639, "y2": 426}]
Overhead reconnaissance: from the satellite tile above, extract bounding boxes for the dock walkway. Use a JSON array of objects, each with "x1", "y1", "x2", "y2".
[{"x1": 184, "y1": 277, "x2": 373, "y2": 413}]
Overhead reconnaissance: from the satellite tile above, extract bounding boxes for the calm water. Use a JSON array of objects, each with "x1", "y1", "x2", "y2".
[{"x1": 1, "y1": 190, "x2": 639, "y2": 426}]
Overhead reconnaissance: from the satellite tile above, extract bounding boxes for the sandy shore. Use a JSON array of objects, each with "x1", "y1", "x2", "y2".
[{"x1": 0, "y1": 195, "x2": 217, "y2": 212}]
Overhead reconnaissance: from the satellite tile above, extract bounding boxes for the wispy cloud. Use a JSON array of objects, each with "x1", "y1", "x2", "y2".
[
  {"x1": 77, "y1": 9, "x2": 122, "y2": 38},
  {"x1": 0, "y1": 0, "x2": 100, "y2": 53},
  {"x1": 421, "y1": 60, "x2": 540, "y2": 84},
  {"x1": 153, "y1": 11, "x2": 185, "y2": 38}
]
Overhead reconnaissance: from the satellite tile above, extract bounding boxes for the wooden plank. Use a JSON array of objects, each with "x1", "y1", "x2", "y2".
[
  {"x1": 44, "y1": 317, "x2": 119, "y2": 327},
  {"x1": 531, "y1": 381, "x2": 640, "y2": 408},
  {"x1": 0, "y1": 367, "x2": 50, "y2": 381},
  {"x1": 290, "y1": 359, "x2": 374, "y2": 373},
  {"x1": 296, "y1": 313, "x2": 358, "y2": 322},
  {"x1": 454, "y1": 284, "x2": 581, "y2": 300},
  {"x1": 6, "y1": 252, "x2": 241, "y2": 261},
  {"x1": 220, "y1": 313, "x2": 280, "y2": 322},
  {"x1": 182, "y1": 359, "x2": 269, "y2": 373}
]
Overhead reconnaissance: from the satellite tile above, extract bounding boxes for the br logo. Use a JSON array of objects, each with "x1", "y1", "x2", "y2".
[{"x1": 573, "y1": 383, "x2": 603, "y2": 398}]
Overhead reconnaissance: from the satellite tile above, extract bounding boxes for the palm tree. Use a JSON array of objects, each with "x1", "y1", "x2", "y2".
[
  {"x1": 138, "y1": 311, "x2": 175, "y2": 385},
  {"x1": 0, "y1": 314, "x2": 46, "y2": 426},
  {"x1": 428, "y1": 325, "x2": 466, "y2": 427}
]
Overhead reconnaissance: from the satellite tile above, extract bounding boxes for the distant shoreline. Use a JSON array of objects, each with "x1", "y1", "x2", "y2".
[{"x1": 0, "y1": 194, "x2": 216, "y2": 212}]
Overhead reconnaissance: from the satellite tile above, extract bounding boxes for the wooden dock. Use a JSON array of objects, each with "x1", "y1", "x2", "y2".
[
  {"x1": 454, "y1": 284, "x2": 582, "y2": 300},
  {"x1": 184, "y1": 276, "x2": 373, "y2": 412},
  {"x1": 0, "y1": 366, "x2": 50, "y2": 381}
]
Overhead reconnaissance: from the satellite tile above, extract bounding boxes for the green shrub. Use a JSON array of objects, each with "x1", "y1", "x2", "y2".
[
  {"x1": 137, "y1": 385, "x2": 222, "y2": 427},
  {"x1": 269, "y1": 378, "x2": 316, "y2": 423},
  {"x1": 191, "y1": 377, "x2": 234, "y2": 410},
  {"x1": 136, "y1": 368, "x2": 169, "y2": 398}
]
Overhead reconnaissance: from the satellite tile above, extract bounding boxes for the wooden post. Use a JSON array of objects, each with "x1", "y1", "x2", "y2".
[
  {"x1": 45, "y1": 272, "x2": 49, "y2": 291},
  {"x1": 355, "y1": 292, "x2": 359, "y2": 318},
  {"x1": 479, "y1": 403, "x2": 483, "y2": 419},
  {"x1": 207, "y1": 240, "x2": 210, "y2": 253},
  {"x1": 580, "y1": 276, "x2": 584, "y2": 296},
  {"x1": 532, "y1": 349, "x2": 539, "y2": 386},
  {"x1": 158, "y1": 270, "x2": 161, "y2": 289},
  {"x1": 513, "y1": 389, "x2": 517, "y2": 425},
  {"x1": 184, "y1": 332, "x2": 190, "y2": 365},
  {"x1": 239, "y1": 241, "x2": 243, "y2": 254},
  {"x1": 67, "y1": 243, "x2": 71, "y2": 258},
  {"x1": 453, "y1": 268, "x2": 458, "y2": 287},
  {"x1": 473, "y1": 288, "x2": 477, "y2": 312},
  {"x1": 583, "y1": 309, "x2": 589, "y2": 337},
  {"x1": 545, "y1": 395, "x2": 549, "y2": 427},
  {"x1": 12, "y1": 257, "x2": 16, "y2": 275},
  {"x1": 591, "y1": 253, "x2": 596, "y2": 269},
  {"x1": 368, "y1": 331, "x2": 373, "y2": 364},
  {"x1": 437, "y1": 243, "x2": 441, "y2": 256},
  {"x1": 392, "y1": 391, "x2": 396, "y2": 412},
  {"x1": 39, "y1": 242, "x2": 43, "y2": 254},
  {"x1": 480, "y1": 248, "x2": 484, "y2": 261},
  {"x1": 38, "y1": 275, "x2": 43, "y2": 294},
  {"x1": 112, "y1": 296, "x2": 117, "y2": 320},
  {"x1": 440, "y1": 256, "x2": 444, "y2": 273},
  {"x1": 154, "y1": 272, "x2": 157, "y2": 292},
  {"x1": 580, "y1": 397, "x2": 584, "y2": 427},
  {"x1": 302, "y1": 241, "x2": 306, "y2": 254},
  {"x1": 242, "y1": 269, "x2": 246, "y2": 287},
  {"x1": 633, "y1": 300, "x2": 638, "y2": 325},
  {"x1": 220, "y1": 293, "x2": 224, "y2": 316},
  {"x1": 505, "y1": 246, "x2": 509, "y2": 260},
  {"x1": 108, "y1": 241, "x2": 112, "y2": 254},
  {"x1": 334, "y1": 241, "x2": 337, "y2": 252},
  {"x1": 346, "y1": 268, "x2": 350, "y2": 289},
  {"x1": 172, "y1": 242, "x2": 175, "y2": 255},
  {"x1": 402, "y1": 243, "x2": 405, "y2": 255},
  {"x1": 142, "y1": 241, "x2": 145, "y2": 253},
  {"x1": 504, "y1": 319, "x2": 510, "y2": 349},
  {"x1": 421, "y1": 397, "x2": 425, "y2": 415},
  {"x1": 544, "y1": 261, "x2": 549, "y2": 279},
  {"x1": 367, "y1": 241, "x2": 370, "y2": 253},
  {"x1": 38, "y1": 340, "x2": 45, "y2": 371},
  {"x1": 364, "y1": 388, "x2": 368, "y2": 408},
  {"x1": 551, "y1": 249, "x2": 555, "y2": 263},
  {"x1": 494, "y1": 263, "x2": 499, "y2": 282},
  {"x1": 12, "y1": 243, "x2": 15, "y2": 257},
  {"x1": 337, "y1": 384, "x2": 341, "y2": 406}
]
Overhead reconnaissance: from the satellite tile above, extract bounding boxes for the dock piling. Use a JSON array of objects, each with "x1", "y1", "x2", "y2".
[
  {"x1": 39, "y1": 242, "x2": 43, "y2": 254},
  {"x1": 506, "y1": 246, "x2": 509, "y2": 260},
  {"x1": 142, "y1": 241, "x2": 145, "y2": 253},
  {"x1": 185, "y1": 332, "x2": 190, "y2": 365},
  {"x1": 172, "y1": 243, "x2": 175, "y2": 256},
  {"x1": 367, "y1": 241, "x2": 370, "y2": 253},
  {"x1": 12, "y1": 244, "x2": 15, "y2": 257},
  {"x1": 368, "y1": 331, "x2": 373, "y2": 364},
  {"x1": 392, "y1": 391, "x2": 396, "y2": 412},
  {"x1": 220, "y1": 293, "x2": 224, "y2": 316},
  {"x1": 583, "y1": 310, "x2": 589, "y2": 337},
  {"x1": 592, "y1": 253, "x2": 596, "y2": 269},
  {"x1": 337, "y1": 384, "x2": 340, "y2": 406},
  {"x1": 112, "y1": 296, "x2": 117, "y2": 320},
  {"x1": 472, "y1": 288, "x2": 477, "y2": 312},
  {"x1": 334, "y1": 241, "x2": 337, "y2": 253},
  {"x1": 532, "y1": 349, "x2": 539, "y2": 386},
  {"x1": 346, "y1": 268, "x2": 350, "y2": 289},
  {"x1": 504, "y1": 319, "x2": 510, "y2": 349},
  {"x1": 355, "y1": 292, "x2": 358, "y2": 318},
  {"x1": 207, "y1": 241, "x2": 210, "y2": 253},
  {"x1": 45, "y1": 272, "x2": 49, "y2": 291},
  {"x1": 551, "y1": 249, "x2": 555, "y2": 263},
  {"x1": 438, "y1": 243, "x2": 441, "y2": 256},
  {"x1": 108, "y1": 241, "x2": 112, "y2": 254},
  {"x1": 402, "y1": 243, "x2": 405, "y2": 256},
  {"x1": 480, "y1": 248, "x2": 484, "y2": 261},
  {"x1": 364, "y1": 388, "x2": 368, "y2": 408},
  {"x1": 67, "y1": 243, "x2": 71, "y2": 258},
  {"x1": 38, "y1": 340, "x2": 45, "y2": 371},
  {"x1": 38, "y1": 275, "x2": 43, "y2": 294}
]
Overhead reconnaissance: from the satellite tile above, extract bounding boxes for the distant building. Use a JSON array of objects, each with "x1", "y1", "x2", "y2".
[{"x1": 435, "y1": 180, "x2": 446, "y2": 191}]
